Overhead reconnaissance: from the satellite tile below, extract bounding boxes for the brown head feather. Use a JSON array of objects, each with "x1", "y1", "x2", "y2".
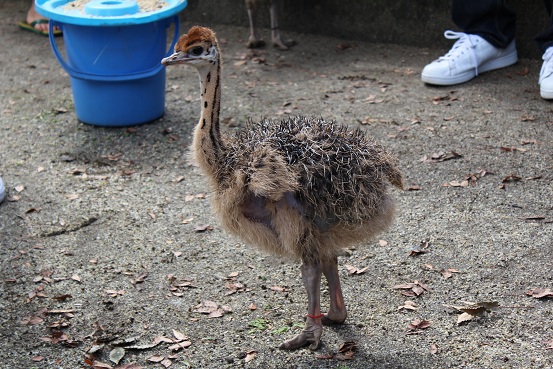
[{"x1": 175, "y1": 26, "x2": 217, "y2": 52}]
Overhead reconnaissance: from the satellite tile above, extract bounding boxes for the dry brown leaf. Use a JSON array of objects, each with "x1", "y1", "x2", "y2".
[
  {"x1": 526, "y1": 288, "x2": 553, "y2": 299},
  {"x1": 172, "y1": 329, "x2": 188, "y2": 342},
  {"x1": 92, "y1": 362, "x2": 113, "y2": 369},
  {"x1": 447, "y1": 301, "x2": 499, "y2": 324},
  {"x1": 440, "y1": 268, "x2": 459, "y2": 279},
  {"x1": 168, "y1": 341, "x2": 192, "y2": 351},
  {"x1": 393, "y1": 280, "x2": 430, "y2": 297},
  {"x1": 408, "y1": 240, "x2": 430, "y2": 256},
  {"x1": 147, "y1": 355, "x2": 165, "y2": 363},
  {"x1": 194, "y1": 224, "x2": 213, "y2": 232},
  {"x1": 244, "y1": 350, "x2": 257, "y2": 363},
  {"x1": 407, "y1": 319, "x2": 431, "y2": 333},
  {"x1": 345, "y1": 264, "x2": 368, "y2": 275},
  {"x1": 421, "y1": 150, "x2": 462, "y2": 163},
  {"x1": 398, "y1": 301, "x2": 418, "y2": 311}
]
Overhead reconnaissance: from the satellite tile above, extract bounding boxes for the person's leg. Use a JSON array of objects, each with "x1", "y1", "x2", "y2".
[
  {"x1": 421, "y1": 0, "x2": 518, "y2": 86},
  {"x1": 536, "y1": 0, "x2": 553, "y2": 53},
  {"x1": 26, "y1": 3, "x2": 49, "y2": 33},
  {"x1": 452, "y1": 0, "x2": 516, "y2": 48}
]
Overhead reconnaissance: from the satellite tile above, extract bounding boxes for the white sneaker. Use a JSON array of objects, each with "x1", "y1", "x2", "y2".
[
  {"x1": 422, "y1": 30, "x2": 518, "y2": 86},
  {"x1": 539, "y1": 47, "x2": 553, "y2": 99},
  {"x1": 0, "y1": 177, "x2": 5, "y2": 203}
]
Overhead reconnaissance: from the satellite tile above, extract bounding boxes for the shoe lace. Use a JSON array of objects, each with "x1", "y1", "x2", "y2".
[
  {"x1": 539, "y1": 47, "x2": 553, "y2": 83},
  {"x1": 439, "y1": 30, "x2": 481, "y2": 76}
]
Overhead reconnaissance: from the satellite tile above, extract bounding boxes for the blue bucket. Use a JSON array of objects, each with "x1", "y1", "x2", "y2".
[
  {"x1": 49, "y1": 17, "x2": 178, "y2": 127},
  {"x1": 36, "y1": 0, "x2": 187, "y2": 127}
]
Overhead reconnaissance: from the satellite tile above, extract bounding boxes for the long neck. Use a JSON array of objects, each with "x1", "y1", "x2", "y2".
[{"x1": 193, "y1": 52, "x2": 223, "y2": 176}]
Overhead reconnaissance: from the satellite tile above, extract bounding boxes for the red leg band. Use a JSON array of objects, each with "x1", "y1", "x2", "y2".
[{"x1": 306, "y1": 313, "x2": 325, "y2": 319}]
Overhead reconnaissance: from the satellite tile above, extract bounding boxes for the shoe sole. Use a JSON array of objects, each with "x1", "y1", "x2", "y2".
[
  {"x1": 540, "y1": 87, "x2": 553, "y2": 99},
  {"x1": 422, "y1": 51, "x2": 518, "y2": 86}
]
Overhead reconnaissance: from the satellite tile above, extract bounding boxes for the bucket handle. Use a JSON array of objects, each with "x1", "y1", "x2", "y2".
[{"x1": 49, "y1": 15, "x2": 180, "y2": 81}]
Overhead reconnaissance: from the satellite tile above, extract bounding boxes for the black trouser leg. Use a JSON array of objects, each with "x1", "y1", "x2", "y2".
[{"x1": 451, "y1": 0, "x2": 516, "y2": 48}]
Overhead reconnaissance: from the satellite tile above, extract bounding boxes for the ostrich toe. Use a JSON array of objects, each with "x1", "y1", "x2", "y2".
[
  {"x1": 279, "y1": 324, "x2": 322, "y2": 350},
  {"x1": 272, "y1": 37, "x2": 296, "y2": 51}
]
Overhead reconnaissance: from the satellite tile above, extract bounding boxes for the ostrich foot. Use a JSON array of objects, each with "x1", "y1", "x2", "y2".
[
  {"x1": 279, "y1": 324, "x2": 322, "y2": 350},
  {"x1": 247, "y1": 37, "x2": 266, "y2": 48},
  {"x1": 272, "y1": 38, "x2": 296, "y2": 51},
  {"x1": 322, "y1": 312, "x2": 347, "y2": 326}
]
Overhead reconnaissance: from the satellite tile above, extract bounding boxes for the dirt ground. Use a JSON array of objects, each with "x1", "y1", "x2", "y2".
[{"x1": 1, "y1": 2, "x2": 552, "y2": 368}]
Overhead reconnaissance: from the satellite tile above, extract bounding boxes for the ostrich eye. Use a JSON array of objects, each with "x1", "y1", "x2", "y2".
[{"x1": 190, "y1": 46, "x2": 204, "y2": 56}]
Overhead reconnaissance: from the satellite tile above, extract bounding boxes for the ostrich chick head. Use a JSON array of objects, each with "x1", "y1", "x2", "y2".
[{"x1": 162, "y1": 26, "x2": 218, "y2": 68}]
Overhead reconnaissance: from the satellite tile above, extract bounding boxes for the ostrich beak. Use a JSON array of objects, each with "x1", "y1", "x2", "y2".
[{"x1": 161, "y1": 51, "x2": 188, "y2": 66}]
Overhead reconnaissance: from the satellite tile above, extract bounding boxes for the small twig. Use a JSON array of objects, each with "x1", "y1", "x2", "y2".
[{"x1": 496, "y1": 306, "x2": 535, "y2": 309}]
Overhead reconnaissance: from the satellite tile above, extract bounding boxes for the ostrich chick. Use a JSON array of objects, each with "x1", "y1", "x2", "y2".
[{"x1": 162, "y1": 26, "x2": 403, "y2": 350}]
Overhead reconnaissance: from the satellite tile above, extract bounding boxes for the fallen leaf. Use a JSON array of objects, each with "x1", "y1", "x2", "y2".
[
  {"x1": 194, "y1": 224, "x2": 213, "y2": 232},
  {"x1": 31, "y1": 356, "x2": 44, "y2": 362},
  {"x1": 22, "y1": 316, "x2": 44, "y2": 325},
  {"x1": 245, "y1": 350, "x2": 257, "y2": 363},
  {"x1": 345, "y1": 264, "x2": 368, "y2": 275},
  {"x1": 545, "y1": 339, "x2": 553, "y2": 350},
  {"x1": 105, "y1": 289, "x2": 125, "y2": 297},
  {"x1": 192, "y1": 301, "x2": 230, "y2": 318},
  {"x1": 440, "y1": 268, "x2": 459, "y2": 279},
  {"x1": 15, "y1": 185, "x2": 25, "y2": 193},
  {"x1": 446, "y1": 301, "x2": 499, "y2": 324},
  {"x1": 421, "y1": 150, "x2": 462, "y2": 163},
  {"x1": 109, "y1": 347, "x2": 125, "y2": 365},
  {"x1": 526, "y1": 288, "x2": 553, "y2": 299},
  {"x1": 92, "y1": 361, "x2": 113, "y2": 369},
  {"x1": 430, "y1": 344, "x2": 438, "y2": 354},
  {"x1": 408, "y1": 240, "x2": 430, "y2": 256},
  {"x1": 168, "y1": 341, "x2": 192, "y2": 351},
  {"x1": 172, "y1": 329, "x2": 188, "y2": 342},
  {"x1": 407, "y1": 319, "x2": 432, "y2": 333},
  {"x1": 147, "y1": 355, "x2": 165, "y2": 363},
  {"x1": 398, "y1": 301, "x2": 418, "y2": 311},
  {"x1": 316, "y1": 354, "x2": 335, "y2": 360},
  {"x1": 393, "y1": 280, "x2": 430, "y2": 297}
]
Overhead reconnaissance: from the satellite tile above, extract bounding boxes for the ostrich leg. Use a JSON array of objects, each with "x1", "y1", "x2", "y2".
[
  {"x1": 322, "y1": 257, "x2": 347, "y2": 325},
  {"x1": 246, "y1": 0, "x2": 265, "y2": 48},
  {"x1": 269, "y1": 0, "x2": 295, "y2": 50},
  {"x1": 279, "y1": 262, "x2": 323, "y2": 350}
]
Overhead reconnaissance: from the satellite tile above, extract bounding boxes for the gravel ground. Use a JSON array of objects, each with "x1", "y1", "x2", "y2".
[{"x1": 1, "y1": 2, "x2": 552, "y2": 368}]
